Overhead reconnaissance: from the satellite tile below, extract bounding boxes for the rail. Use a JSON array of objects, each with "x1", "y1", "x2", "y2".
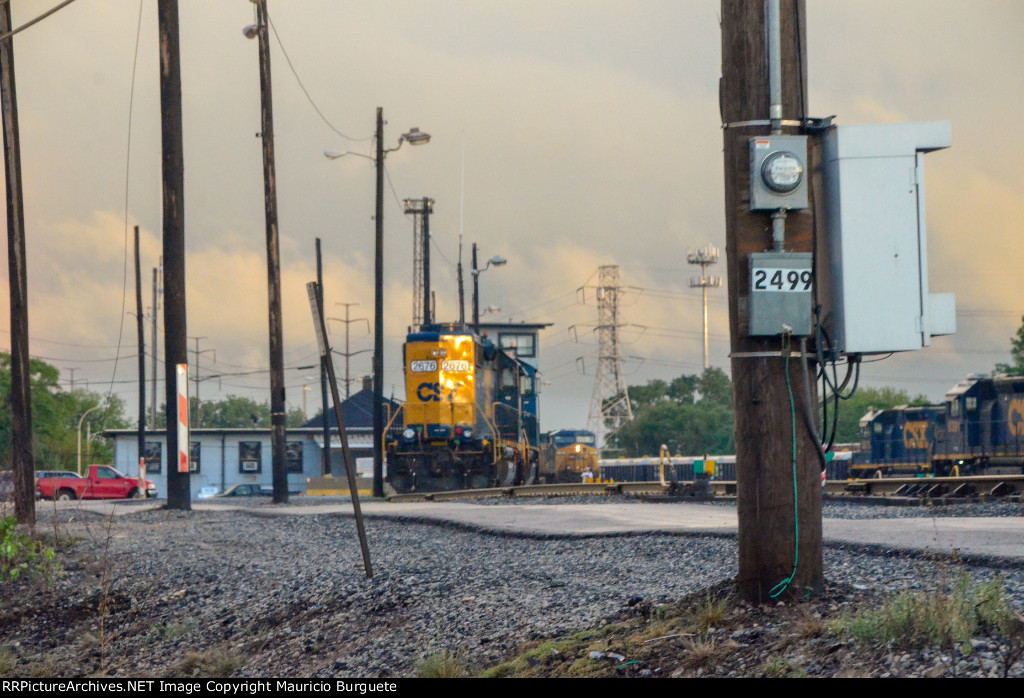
[{"x1": 387, "y1": 474, "x2": 1024, "y2": 503}]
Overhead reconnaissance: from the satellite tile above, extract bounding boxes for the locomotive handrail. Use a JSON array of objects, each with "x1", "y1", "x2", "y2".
[{"x1": 382, "y1": 404, "x2": 404, "y2": 457}]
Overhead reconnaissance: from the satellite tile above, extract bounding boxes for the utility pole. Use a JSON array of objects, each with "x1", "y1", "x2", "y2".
[
  {"x1": 329, "y1": 303, "x2": 370, "y2": 399},
  {"x1": 720, "y1": 0, "x2": 821, "y2": 601},
  {"x1": 1, "y1": 1, "x2": 34, "y2": 524},
  {"x1": 135, "y1": 226, "x2": 146, "y2": 479},
  {"x1": 188, "y1": 336, "x2": 214, "y2": 427},
  {"x1": 150, "y1": 262, "x2": 161, "y2": 426},
  {"x1": 687, "y1": 244, "x2": 722, "y2": 370},
  {"x1": 316, "y1": 238, "x2": 329, "y2": 476},
  {"x1": 373, "y1": 107, "x2": 385, "y2": 499},
  {"x1": 250, "y1": 0, "x2": 288, "y2": 504},
  {"x1": 404, "y1": 197, "x2": 435, "y2": 328},
  {"x1": 159, "y1": 0, "x2": 190, "y2": 511}
]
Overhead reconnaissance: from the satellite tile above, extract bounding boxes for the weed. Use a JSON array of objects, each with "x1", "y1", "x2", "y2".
[
  {"x1": 0, "y1": 515, "x2": 59, "y2": 583},
  {"x1": 834, "y1": 573, "x2": 1019, "y2": 655},
  {"x1": 169, "y1": 648, "x2": 245, "y2": 678},
  {"x1": 759, "y1": 654, "x2": 807, "y2": 678},
  {"x1": 0, "y1": 645, "x2": 14, "y2": 676},
  {"x1": 681, "y1": 635, "x2": 738, "y2": 670},
  {"x1": 156, "y1": 620, "x2": 197, "y2": 641},
  {"x1": 415, "y1": 650, "x2": 468, "y2": 678},
  {"x1": 691, "y1": 589, "x2": 732, "y2": 631}
]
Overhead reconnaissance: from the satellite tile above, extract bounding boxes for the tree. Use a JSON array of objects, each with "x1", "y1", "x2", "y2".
[
  {"x1": 165, "y1": 395, "x2": 308, "y2": 429},
  {"x1": 0, "y1": 353, "x2": 130, "y2": 471},
  {"x1": 608, "y1": 368, "x2": 735, "y2": 457},
  {"x1": 826, "y1": 385, "x2": 929, "y2": 445},
  {"x1": 995, "y1": 315, "x2": 1024, "y2": 376}
]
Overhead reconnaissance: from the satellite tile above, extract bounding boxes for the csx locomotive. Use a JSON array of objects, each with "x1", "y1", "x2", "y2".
[
  {"x1": 852, "y1": 374, "x2": 1024, "y2": 478},
  {"x1": 385, "y1": 324, "x2": 540, "y2": 493},
  {"x1": 537, "y1": 429, "x2": 600, "y2": 483}
]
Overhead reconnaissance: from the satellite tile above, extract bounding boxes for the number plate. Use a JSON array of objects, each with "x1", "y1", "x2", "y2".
[{"x1": 751, "y1": 267, "x2": 813, "y2": 293}]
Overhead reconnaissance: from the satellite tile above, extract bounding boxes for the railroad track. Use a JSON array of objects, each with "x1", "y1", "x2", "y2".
[{"x1": 388, "y1": 474, "x2": 1024, "y2": 503}]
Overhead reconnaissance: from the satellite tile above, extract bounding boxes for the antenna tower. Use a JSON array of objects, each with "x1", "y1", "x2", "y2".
[{"x1": 404, "y1": 197, "x2": 434, "y2": 328}]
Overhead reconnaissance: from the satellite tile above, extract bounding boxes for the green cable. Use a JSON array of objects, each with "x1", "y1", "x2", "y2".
[{"x1": 769, "y1": 346, "x2": 799, "y2": 599}]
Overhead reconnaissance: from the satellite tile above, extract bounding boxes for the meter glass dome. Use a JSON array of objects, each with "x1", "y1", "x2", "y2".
[{"x1": 761, "y1": 151, "x2": 804, "y2": 193}]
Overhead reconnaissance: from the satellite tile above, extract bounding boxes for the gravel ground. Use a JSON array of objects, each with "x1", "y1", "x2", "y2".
[{"x1": 1, "y1": 497, "x2": 1022, "y2": 678}]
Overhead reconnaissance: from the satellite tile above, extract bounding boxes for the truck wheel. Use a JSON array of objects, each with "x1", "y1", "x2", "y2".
[
  {"x1": 55, "y1": 489, "x2": 75, "y2": 501},
  {"x1": 129, "y1": 488, "x2": 144, "y2": 499}
]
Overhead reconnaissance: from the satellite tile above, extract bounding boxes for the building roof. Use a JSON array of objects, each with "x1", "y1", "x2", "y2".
[{"x1": 302, "y1": 387, "x2": 400, "y2": 430}]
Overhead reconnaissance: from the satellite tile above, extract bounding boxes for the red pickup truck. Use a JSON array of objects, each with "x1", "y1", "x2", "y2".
[{"x1": 36, "y1": 465, "x2": 156, "y2": 501}]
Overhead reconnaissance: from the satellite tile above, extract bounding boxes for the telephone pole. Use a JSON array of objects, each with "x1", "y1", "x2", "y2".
[
  {"x1": 721, "y1": 0, "x2": 821, "y2": 601},
  {"x1": 159, "y1": 0, "x2": 190, "y2": 510},
  {"x1": 329, "y1": 303, "x2": 370, "y2": 399},
  {"x1": 248, "y1": 0, "x2": 288, "y2": 504},
  {"x1": 188, "y1": 336, "x2": 214, "y2": 427},
  {"x1": 135, "y1": 227, "x2": 146, "y2": 479},
  {"x1": 1, "y1": 0, "x2": 34, "y2": 524}
]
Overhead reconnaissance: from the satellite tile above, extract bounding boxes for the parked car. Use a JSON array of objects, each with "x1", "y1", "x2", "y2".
[
  {"x1": 36, "y1": 465, "x2": 156, "y2": 501},
  {"x1": 210, "y1": 483, "x2": 269, "y2": 498}
]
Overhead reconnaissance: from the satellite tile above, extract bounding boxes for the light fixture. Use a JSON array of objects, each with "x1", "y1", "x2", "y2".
[
  {"x1": 401, "y1": 127, "x2": 431, "y2": 146},
  {"x1": 242, "y1": 24, "x2": 258, "y2": 39}
]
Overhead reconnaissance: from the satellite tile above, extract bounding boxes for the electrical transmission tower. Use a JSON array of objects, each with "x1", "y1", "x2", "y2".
[
  {"x1": 583, "y1": 265, "x2": 634, "y2": 450},
  {"x1": 687, "y1": 244, "x2": 722, "y2": 369},
  {"x1": 404, "y1": 197, "x2": 434, "y2": 328}
]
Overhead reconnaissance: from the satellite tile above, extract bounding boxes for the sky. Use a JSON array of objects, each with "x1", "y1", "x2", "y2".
[{"x1": 1, "y1": 0, "x2": 1022, "y2": 436}]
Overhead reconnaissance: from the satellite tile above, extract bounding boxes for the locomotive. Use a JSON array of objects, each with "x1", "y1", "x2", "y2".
[
  {"x1": 385, "y1": 323, "x2": 539, "y2": 493},
  {"x1": 537, "y1": 429, "x2": 600, "y2": 483},
  {"x1": 852, "y1": 374, "x2": 1024, "y2": 478}
]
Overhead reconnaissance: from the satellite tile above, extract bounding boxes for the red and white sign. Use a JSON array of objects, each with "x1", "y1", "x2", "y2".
[{"x1": 176, "y1": 363, "x2": 189, "y2": 473}]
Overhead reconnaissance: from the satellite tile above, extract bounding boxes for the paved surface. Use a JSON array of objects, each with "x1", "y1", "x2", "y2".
[{"x1": 61, "y1": 498, "x2": 1024, "y2": 561}]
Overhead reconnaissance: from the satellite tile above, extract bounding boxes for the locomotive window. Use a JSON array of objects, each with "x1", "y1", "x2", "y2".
[
  {"x1": 498, "y1": 333, "x2": 536, "y2": 358},
  {"x1": 965, "y1": 396, "x2": 977, "y2": 412},
  {"x1": 950, "y1": 401, "x2": 960, "y2": 418},
  {"x1": 520, "y1": 375, "x2": 535, "y2": 397},
  {"x1": 500, "y1": 368, "x2": 517, "y2": 389},
  {"x1": 873, "y1": 423, "x2": 883, "y2": 435}
]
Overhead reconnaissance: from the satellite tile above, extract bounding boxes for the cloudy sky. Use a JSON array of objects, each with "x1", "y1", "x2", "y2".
[{"x1": 1, "y1": 0, "x2": 1022, "y2": 434}]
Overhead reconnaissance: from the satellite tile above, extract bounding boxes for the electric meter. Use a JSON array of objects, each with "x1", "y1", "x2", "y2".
[{"x1": 749, "y1": 135, "x2": 808, "y2": 210}]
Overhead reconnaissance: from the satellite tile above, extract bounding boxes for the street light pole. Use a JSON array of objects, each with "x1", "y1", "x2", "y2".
[
  {"x1": 77, "y1": 403, "x2": 104, "y2": 475},
  {"x1": 472, "y1": 245, "x2": 507, "y2": 332},
  {"x1": 326, "y1": 113, "x2": 429, "y2": 498}
]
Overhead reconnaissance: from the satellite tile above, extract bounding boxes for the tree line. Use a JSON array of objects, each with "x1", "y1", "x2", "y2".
[{"x1": 0, "y1": 353, "x2": 308, "y2": 473}]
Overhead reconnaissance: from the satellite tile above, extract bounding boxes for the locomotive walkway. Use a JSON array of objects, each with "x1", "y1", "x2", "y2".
[{"x1": 62, "y1": 497, "x2": 1024, "y2": 563}]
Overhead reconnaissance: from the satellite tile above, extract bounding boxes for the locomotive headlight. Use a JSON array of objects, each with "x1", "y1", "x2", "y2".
[
  {"x1": 463, "y1": 427, "x2": 472, "y2": 439},
  {"x1": 402, "y1": 428, "x2": 416, "y2": 441}
]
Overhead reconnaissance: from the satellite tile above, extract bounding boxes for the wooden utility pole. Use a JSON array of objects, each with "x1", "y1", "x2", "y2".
[
  {"x1": 135, "y1": 227, "x2": 146, "y2": 479},
  {"x1": 251, "y1": 0, "x2": 288, "y2": 503},
  {"x1": 720, "y1": 0, "x2": 822, "y2": 601},
  {"x1": 159, "y1": 0, "x2": 190, "y2": 510},
  {"x1": 0, "y1": 1, "x2": 34, "y2": 525}
]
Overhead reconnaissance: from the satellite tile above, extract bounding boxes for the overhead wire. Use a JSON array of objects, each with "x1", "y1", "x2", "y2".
[{"x1": 264, "y1": 9, "x2": 370, "y2": 143}]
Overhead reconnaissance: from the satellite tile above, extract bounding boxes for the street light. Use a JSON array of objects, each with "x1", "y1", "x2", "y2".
[
  {"x1": 472, "y1": 244, "x2": 507, "y2": 331},
  {"x1": 77, "y1": 403, "x2": 104, "y2": 475},
  {"x1": 324, "y1": 109, "x2": 430, "y2": 498}
]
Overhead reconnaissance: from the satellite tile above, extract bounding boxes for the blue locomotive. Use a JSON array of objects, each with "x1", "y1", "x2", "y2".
[{"x1": 853, "y1": 374, "x2": 1024, "y2": 478}]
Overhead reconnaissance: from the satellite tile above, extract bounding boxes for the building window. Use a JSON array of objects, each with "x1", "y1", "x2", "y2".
[
  {"x1": 286, "y1": 441, "x2": 303, "y2": 473},
  {"x1": 239, "y1": 441, "x2": 262, "y2": 473},
  {"x1": 144, "y1": 442, "x2": 163, "y2": 474},
  {"x1": 498, "y1": 333, "x2": 535, "y2": 358},
  {"x1": 189, "y1": 442, "x2": 201, "y2": 474}
]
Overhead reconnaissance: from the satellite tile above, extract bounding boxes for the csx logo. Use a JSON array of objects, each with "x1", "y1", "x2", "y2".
[
  {"x1": 1009, "y1": 399, "x2": 1024, "y2": 437},
  {"x1": 903, "y1": 421, "x2": 929, "y2": 449},
  {"x1": 416, "y1": 382, "x2": 458, "y2": 402}
]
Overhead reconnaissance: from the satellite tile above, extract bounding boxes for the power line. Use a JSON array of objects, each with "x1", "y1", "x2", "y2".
[{"x1": 265, "y1": 9, "x2": 370, "y2": 143}]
